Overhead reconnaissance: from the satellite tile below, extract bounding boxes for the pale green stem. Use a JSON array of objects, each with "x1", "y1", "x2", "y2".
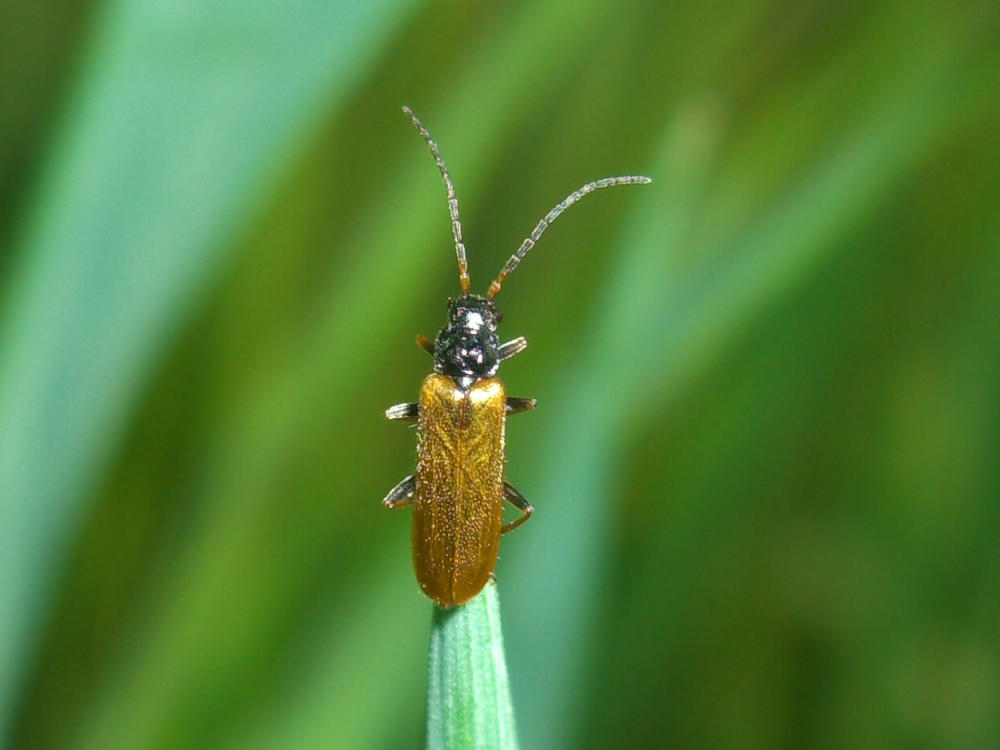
[{"x1": 425, "y1": 583, "x2": 519, "y2": 750}]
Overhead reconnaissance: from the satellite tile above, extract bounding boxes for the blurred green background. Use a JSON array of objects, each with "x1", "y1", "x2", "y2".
[{"x1": 2, "y1": 1, "x2": 998, "y2": 748}]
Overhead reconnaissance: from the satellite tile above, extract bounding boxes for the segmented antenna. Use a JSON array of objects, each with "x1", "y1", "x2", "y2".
[
  {"x1": 402, "y1": 106, "x2": 471, "y2": 294},
  {"x1": 486, "y1": 175, "x2": 652, "y2": 299}
]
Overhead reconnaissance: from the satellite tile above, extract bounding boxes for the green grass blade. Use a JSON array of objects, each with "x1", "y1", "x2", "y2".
[{"x1": 427, "y1": 585, "x2": 519, "y2": 750}]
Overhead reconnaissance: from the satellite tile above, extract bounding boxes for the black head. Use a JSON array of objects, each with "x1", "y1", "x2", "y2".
[{"x1": 433, "y1": 295, "x2": 501, "y2": 390}]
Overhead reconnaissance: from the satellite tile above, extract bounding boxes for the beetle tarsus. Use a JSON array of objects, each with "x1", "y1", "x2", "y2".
[
  {"x1": 382, "y1": 475, "x2": 415, "y2": 508},
  {"x1": 384, "y1": 402, "x2": 419, "y2": 421},
  {"x1": 416, "y1": 334, "x2": 435, "y2": 355},
  {"x1": 498, "y1": 336, "x2": 528, "y2": 361},
  {"x1": 505, "y1": 396, "x2": 536, "y2": 415},
  {"x1": 500, "y1": 480, "x2": 533, "y2": 533}
]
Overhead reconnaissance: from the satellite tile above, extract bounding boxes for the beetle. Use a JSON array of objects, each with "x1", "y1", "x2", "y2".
[{"x1": 383, "y1": 106, "x2": 650, "y2": 607}]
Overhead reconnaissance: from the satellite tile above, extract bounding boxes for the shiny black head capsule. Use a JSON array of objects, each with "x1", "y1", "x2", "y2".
[{"x1": 433, "y1": 295, "x2": 501, "y2": 389}]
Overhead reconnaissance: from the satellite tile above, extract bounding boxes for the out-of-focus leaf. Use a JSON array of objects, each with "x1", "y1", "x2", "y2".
[
  {"x1": 3, "y1": 1, "x2": 999, "y2": 749},
  {"x1": 0, "y1": 0, "x2": 417, "y2": 736},
  {"x1": 502, "y1": 6, "x2": 999, "y2": 748},
  {"x1": 13, "y1": 2, "x2": 637, "y2": 749}
]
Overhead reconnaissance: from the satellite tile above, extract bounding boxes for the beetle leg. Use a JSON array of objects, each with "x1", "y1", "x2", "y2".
[
  {"x1": 384, "y1": 402, "x2": 419, "y2": 421},
  {"x1": 416, "y1": 334, "x2": 435, "y2": 355},
  {"x1": 505, "y1": 396, "x2": 536, "y2": 415},
  {"x1": 382, "y1": 474, "x2": 415, "y2": 509},
  {"x1": 498, "y1": 336, "x2": 528, "y2": 361},
  {"x1": 500, "y1": 481, "x2": 533, "y2": 533}
]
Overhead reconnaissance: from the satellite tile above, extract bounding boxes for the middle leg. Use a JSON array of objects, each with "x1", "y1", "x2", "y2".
[{"x1": 382, "y1": 474, "x2": 415, "y2": 509}]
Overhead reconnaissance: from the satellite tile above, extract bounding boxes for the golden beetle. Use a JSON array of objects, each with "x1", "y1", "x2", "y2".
[{"x1": 383, "y1": 107, "x2": 650, "y2": 607}]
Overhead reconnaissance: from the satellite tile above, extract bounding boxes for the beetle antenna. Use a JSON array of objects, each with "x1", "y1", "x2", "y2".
[
  {"x1": 486, "y1": 175, "x2": 652, "y2": 299},
  {"x1": 402, "y1": 106, "x2": 471, "y2": 294}
]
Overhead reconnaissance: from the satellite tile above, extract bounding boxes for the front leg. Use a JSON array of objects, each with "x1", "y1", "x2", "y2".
[
  {"x1": 416, "y1": 334, "x2": 435, "y2": 355},
  {"x1": 506, "y1": 396, "x2": 536, "y2": 415},
  {"x1": 498, "y1": 336, "x2": 528, "y2": 361},
  {"x1": 384, "y1": 402, "x2": 419, "y2": 421}
]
